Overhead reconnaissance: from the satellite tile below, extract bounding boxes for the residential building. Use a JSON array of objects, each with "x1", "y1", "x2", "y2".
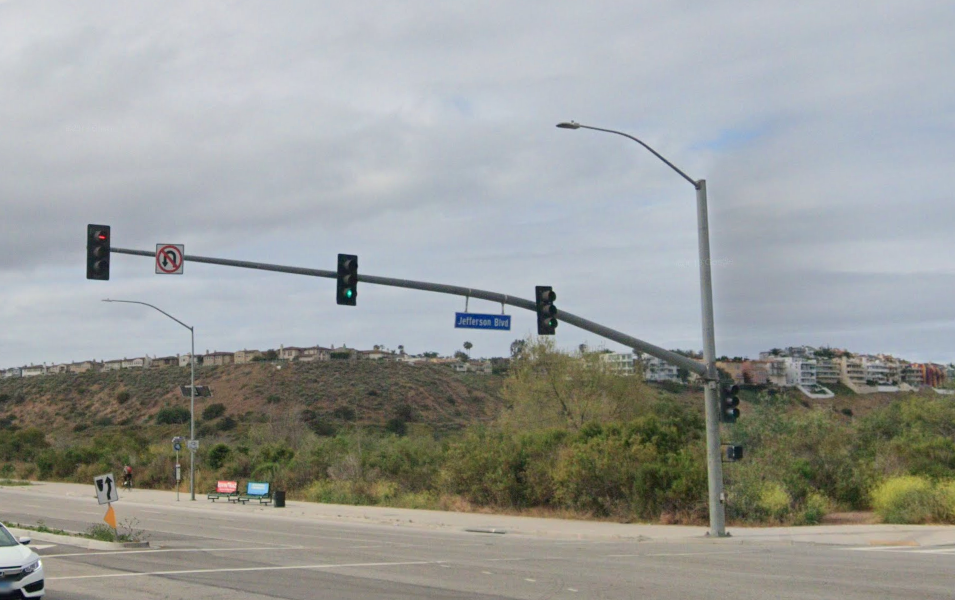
[
  {"x1": 178, "y1": 354, "x2": 198, "y2": 368},
  {"x1": 2, "y1": 367, "x2": 22, "y2": 378},
  {"x1": 234, "y1": 350, "x2": 262, "y2": 364},
  {"x1": 300, "y1": 346, "x2": 331, "y2": 362},
  {"x1": 49, "y1": 363, "x2": 70, "y2": 374},
  {"x1": 103, "y1": 359, "x2": 124, "y2": 372},
  {"x1": 815, "y1": 358, "x2": 841, "y2": 384},
  {"x1": 741, "y1": 361, "x2": 771, "y2": 385},
  {"x1": 22, "y1": 365, "x2": 47, "y2": 377},
  {"x1": 202, "y1": 351, "x2": 234, "y2": 366},
  {"x1": 902, "y1": 364, "x2": 924, "y2": 387},
  {"x1": 838, "y1": 356, "x2": 866, "y2": 387},
  {"x1": 152, "y1": 356, "x2": 179, "y2": 368},
  {"x1": 640, "y1": 354, "x2": 681, "y2": 383},
  {"x1": 358, "y1": 349, "x2": 389, "y2": 360},
  {"x1": 716, "y1": 361, "x2": 745, "y2": 385},
  {"x1": 278, "y1": 345, "x2": 305, "y2": 361},
  {"x1": 122, "y1": 357, "x2": 152, "y2": 369},
  {"x1": 862, "y1": 357, "x2": 896, "y2": 385},
  {"x1": 600, "y1": 352, "x2": 636, "y2": 376},
  {"x1": 784, "y1": 357, "x2": 817, "y2": 387},
  {"x1": 764, "y1": 358, "x2": 788, "y2": 386}
]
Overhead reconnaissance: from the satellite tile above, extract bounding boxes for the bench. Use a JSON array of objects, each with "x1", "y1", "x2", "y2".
[
  {"x1": 238, "y1": 481, "x2": 272, "y2": 505},
  {"x1": 206, "y1": 480, "x2": 239, "y2": 502}
]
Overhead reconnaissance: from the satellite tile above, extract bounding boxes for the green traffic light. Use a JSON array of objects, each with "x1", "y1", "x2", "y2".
[{"x1": 344, "y1": 288, "x2": 354, "y2": 299}]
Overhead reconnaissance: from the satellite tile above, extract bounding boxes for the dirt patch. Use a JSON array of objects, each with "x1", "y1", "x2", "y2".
[{"x1": 821, "y1": 511, "x2": 878, "y2": 525}]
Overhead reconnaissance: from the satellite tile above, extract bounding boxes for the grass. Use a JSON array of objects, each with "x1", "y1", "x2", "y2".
[
  {"x1": 3, "y1": 518, "x2": 147, "y2": 543},
  {"x1": 0, "y1": 479, "x2": 31, "y2": 486}
]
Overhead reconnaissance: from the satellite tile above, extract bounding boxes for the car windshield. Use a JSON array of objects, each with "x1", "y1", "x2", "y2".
[{"x1": 0, "y1": 526, "x2": 18, "y2": 547}]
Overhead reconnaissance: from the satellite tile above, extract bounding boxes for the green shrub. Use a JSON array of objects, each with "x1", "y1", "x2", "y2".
[
  {"x1": 795, "y1": 492, "x2": 829, "y2": 525},
  {"x1": 758, "y1": 482, "x2": 791, "y2": 522},
  {"x1": 116, "y1": 390, "x2": 131, "y2": 405},
  {"x1": 216, "y1": 416, "x2": 237, "y2": 431},
  {"x1": 202, "y1": 403, "x2": 226, "y2": 420},
  {"x1": 932, "y1": 480, "x2": 955, "y2": 523},
  {"x1": 872, "y1": 476, "x2": 935, "y2": 524},
  {"x1": 207, "y1": 444, "x2": 231, "y2": 470},
  {"x1": 156, "y1": 406, "x2": 190, "y2": 425},
  {"x1": 385, "y1": 418, "x2": 407, "y2": 436}
]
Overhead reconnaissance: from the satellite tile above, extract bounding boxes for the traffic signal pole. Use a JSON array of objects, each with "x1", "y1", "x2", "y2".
[
  {"x1": 108, "y1": 247, "x2": 710, "y2": 379},
  {"x1": 696, "y1": 180, "x2": 727, "y2": 537}
]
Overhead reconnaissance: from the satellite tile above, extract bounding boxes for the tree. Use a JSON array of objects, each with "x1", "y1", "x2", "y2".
[
  {"x1": 398, "y1": 345, "x2": 405, "y2": 355},
  {"x1": 454, "y1": 350, "x2": 469, "y2": 363},
  {"x1": 499, "y1": 338, "x2": 652, "y2": 431},
  {"x1": 510, "y1": 339, "x2": 526, "y2": 359},
  {"x1": 463, "y1": 341, "x2": 473, "y2": 357}
]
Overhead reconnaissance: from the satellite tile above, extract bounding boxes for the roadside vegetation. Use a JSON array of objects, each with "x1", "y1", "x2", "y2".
[{"x1": 3, "y1": 340, "x2": 955, "y2": 525}]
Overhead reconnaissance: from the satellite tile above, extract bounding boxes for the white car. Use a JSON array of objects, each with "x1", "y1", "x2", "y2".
[{"x1": 0, "y1": 523, "x2": 44, "y2": 598}]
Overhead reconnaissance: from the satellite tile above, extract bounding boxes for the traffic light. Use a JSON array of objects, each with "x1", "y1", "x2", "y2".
[
  {"x1": 86, "y1": 224, "x2": 111, "y2": 280},
  {"x1": 720, "y1": 384, "x2": 740, "y2": 423},
  {"x1": 535, "y1": 286, "x2": 558, "y2": 335},
  {"x1": 725, "y1": 445, "x2": 744, "y2": 462},
  {"x1": 337, "y1": 254, "x2": 358, "y2": 306}
]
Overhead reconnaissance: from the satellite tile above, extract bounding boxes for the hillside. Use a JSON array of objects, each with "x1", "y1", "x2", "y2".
[{"x1": 0, "y1": 361, "x2": 505, "y2": 434}]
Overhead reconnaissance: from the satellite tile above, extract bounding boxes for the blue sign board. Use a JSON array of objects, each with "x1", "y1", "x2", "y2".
[
  {"x1": 455, "y1": 312, "x2": 511, "y2": 331},
  {"x1": 247, "y1": 482, "x2": 270, "y2": 495}
]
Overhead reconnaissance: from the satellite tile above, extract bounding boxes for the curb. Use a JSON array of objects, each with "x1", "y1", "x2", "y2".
[{"x1": 8, "y1": 527, "x2": 150, "y2": 550}]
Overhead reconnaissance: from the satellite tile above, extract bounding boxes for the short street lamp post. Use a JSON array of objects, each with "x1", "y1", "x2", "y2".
[
  {"x1": 557, "y1": 121, "x2": 728, "y2": 537},
  {"x1": 102, "y1": 299, "x2": 198, "y2": 501}
]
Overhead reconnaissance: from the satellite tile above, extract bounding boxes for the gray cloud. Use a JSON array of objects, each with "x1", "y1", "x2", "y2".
[{"x1": 2, "y1": 0, "x2": 954, "y2": 368}]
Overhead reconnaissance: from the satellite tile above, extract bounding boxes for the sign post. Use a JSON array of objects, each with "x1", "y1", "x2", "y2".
[
  {"x1": 94, "y1": 473, "x2": 120, "y2": 533},
  {"x1": 172, "y1": 437, "x2": 183, "y2": 501}
]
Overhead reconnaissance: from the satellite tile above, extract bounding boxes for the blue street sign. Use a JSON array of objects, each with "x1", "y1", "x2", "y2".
[{"x1": 454, "y1": 312, "x2": 511, "y2": 331}]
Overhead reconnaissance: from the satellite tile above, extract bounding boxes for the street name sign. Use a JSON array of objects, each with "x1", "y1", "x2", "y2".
[
  {"x1": 454, "y1": 312, "x2": 511, "y2": 331},
  {"x1": 156, "y1": 244, "x2": 185, "y2": 274}
]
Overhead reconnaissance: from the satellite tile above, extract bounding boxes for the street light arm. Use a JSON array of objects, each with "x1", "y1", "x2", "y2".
[
  {"x1": 557, "y1": 122, "x2": 700, "y2": 189},
  {"x1": 102, "y1": 299, "x2": 193, "y2": 332}
]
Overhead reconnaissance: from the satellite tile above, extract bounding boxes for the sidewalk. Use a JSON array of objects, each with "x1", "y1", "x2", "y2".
[{"x1": 8, "y1": 481, "x2": 955, "y2": 547}]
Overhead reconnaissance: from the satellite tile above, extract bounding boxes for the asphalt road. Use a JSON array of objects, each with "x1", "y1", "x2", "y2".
[{"x1": 4, "y1": 487, "x2": 954, "y2": 600}]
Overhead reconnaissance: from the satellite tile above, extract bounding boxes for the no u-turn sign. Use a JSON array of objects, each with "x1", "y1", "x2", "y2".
[{"x1": 156, "y1": 244, "x2": 184, "y2": 274}]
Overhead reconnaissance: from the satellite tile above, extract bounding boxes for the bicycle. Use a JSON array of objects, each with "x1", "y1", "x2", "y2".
[{"x1": 122, "y1": 474, "x2": 132, "y2": 491}]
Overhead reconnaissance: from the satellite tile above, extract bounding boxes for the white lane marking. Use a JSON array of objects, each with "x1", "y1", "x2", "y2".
[
  {"x1": 49, "y1": 559, "x2": 447, "y2": 581},
  {"x1": 481, "y1": 571, "x2": 493, "y2": 575},
  {"x1": 842, "y1": 546, "x2": 921, "y2": 552},
  {"x1": 911, "y1": 548, "x2": 955, "y2": 554},
  {"x1": 524, "y1": 578, "x2": 536, "y2": 582},
  {"x1": 31, "y1": 544, "x2": 55, "y2": 550},
  {"x1": 140, "y1": 510, "x2": 165, "y2": 515},
  {"x1": 42, "y1": 546, "x2": 306, "y2": 559},
  {"x1": 567, "y1": 588, "x2": 579, "y2": 592},
  {"x1": 607, "y1": 550, "x2": 758, "y2": 558}
]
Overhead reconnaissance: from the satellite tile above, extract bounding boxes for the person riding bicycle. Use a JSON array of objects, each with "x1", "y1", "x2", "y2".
[{"x1": 122, "y1": 464, "x2": 133, "y2": 489}]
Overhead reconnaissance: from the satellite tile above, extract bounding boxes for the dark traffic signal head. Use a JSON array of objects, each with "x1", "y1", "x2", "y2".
[
  {"x1": 86, "y1": 224, "x2": 111, "y2": 280},
  {"x1": 535, "y1": 286, "x2": 558, "y2": 335},
  {"x1": 725, "y1": 445, "x2": 743, "y2": 462},
  {"x1": 337, "y1": 254, "x2": 358, "y2": 306},
  {"x1": 720, "y1": 384, "x2": 740, "y2": 423}
]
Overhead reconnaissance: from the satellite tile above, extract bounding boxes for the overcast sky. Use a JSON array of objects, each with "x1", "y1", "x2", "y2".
[{"x1": 2, "y1": 0, "x2": 953, "y2": 369}]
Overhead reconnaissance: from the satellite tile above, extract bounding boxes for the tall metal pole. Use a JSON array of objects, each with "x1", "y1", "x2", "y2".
[
  {"x1": 696, "y1": 180, "x2": 725, "y2": 536},
  {"x1": 190, "y1": 327, "x2": 196, "y2": 501},
  {"x1": 101, "y1": 299, "x2": 199, "y2": 502},
  {"x1": 556, "y1": 122, "x2": 728, "y2": 537}
]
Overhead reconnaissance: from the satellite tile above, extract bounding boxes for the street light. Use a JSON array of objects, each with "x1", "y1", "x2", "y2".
[
  {"x1": 557, "y1": 120, "x2": 728, "y2": 537},
  {"x1": 102, "y1": 299, "x2": 198, "y2": 501}
]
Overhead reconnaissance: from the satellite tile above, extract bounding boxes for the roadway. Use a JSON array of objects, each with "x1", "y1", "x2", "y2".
[{"x1": 3, "y1": 484, "x2": 954, "y2": 599}]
